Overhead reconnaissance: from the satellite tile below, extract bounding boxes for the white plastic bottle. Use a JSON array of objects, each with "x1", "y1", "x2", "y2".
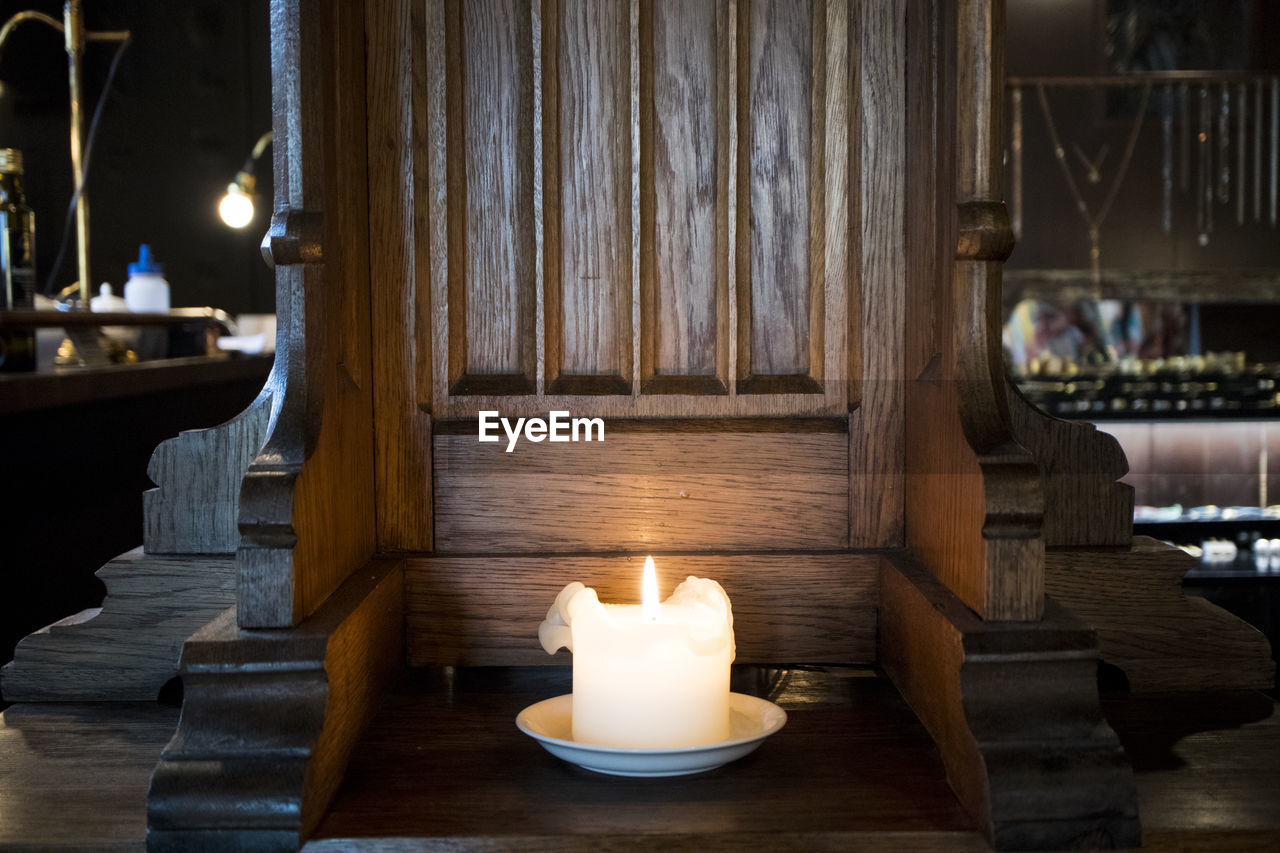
[
  {"x1": 90, "y1": 282, "x2": 137, "y2": 345},
  {"x1": 123, "y1": 244, "x2": 170, "y2": 313},
  {"x1": 90, "y1": 281, "x2": 129, "y2": 314}
]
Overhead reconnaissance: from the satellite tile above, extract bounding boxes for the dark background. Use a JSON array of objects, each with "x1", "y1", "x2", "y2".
[
  {"x1": 1006, "y1": 0, "x2": 1280, "y2": 360},
  {"x1": 0, "y1": 0, "x2": 272, "y2": 694},
  {"x1": 0, "y1": 0, "x2": 272, "y2": 316}
]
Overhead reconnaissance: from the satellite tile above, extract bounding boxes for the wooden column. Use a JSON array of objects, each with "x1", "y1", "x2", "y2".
[
  {"x1": 903, "y1": 0, "x2": 1042, "y2": 621},
  {"x1": 145, "y1": 0, "x2": 404, "y2": 846},
  {"x1": 237, "y1": 0, "x2": 377, "y2": 627},
  {"x1": 885, "y1": 2, "x2": 1141, "y2": 847}
]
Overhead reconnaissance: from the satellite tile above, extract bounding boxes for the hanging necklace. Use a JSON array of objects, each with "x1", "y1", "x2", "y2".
[{"x1": 1036, "y1": 82, "x2": 1152, "y2": 286}]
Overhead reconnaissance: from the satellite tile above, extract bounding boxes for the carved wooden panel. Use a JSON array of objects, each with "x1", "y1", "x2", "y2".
[
  {"x1": 445, "y1": 0, "x2": 537, "y2": 395},
  {"x1": 736, "y1": 0, "x2": 825, "y2": 394},
  {"x1": 421, "y1": 0, "x2": 852, "y2": 418},
  {"x1": 544, "y1": 0, "x2": 633, "y2": 394},
  {"x1": 639, "y1": 0, "x2": 730, "y2": 395}
]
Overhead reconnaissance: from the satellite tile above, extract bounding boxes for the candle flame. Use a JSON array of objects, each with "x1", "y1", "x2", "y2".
[{"x1": 641, "y1": 556, "x2": 661, "y2": 623}]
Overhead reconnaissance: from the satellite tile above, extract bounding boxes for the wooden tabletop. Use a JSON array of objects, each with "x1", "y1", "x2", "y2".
[
  {"x1": 0, "y1": 354, "x2": 273, "y2": 415},
  {"x1": 309, "y1": 666, "x2": 982, "y2": 850},
  {"x1": 0, "y1": 702, "x2": 179, "y2": 852}
]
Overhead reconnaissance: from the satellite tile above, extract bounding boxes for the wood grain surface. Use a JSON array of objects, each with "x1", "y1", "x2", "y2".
[
  {"x1": 405, "y1": 552, "x2": 878, "y2": 665},
  {"x1": 143, "y1": 380, "x2": 274, "y2": 555},
  {"x1": 639, "y1": 0, "x2": 729, "y2": 393},
  {"x1": 0, "y1": 702, "x2": 179, "y2": 851},
  {"x1": 447, "y1": 0, "x2": 537, "y2": 392},
  {"x1": 237, "y1": 0, "x2": 376, "y2": 627},
  {"x1": 1, "y1": 549, "x2": 235, "y2": 701},
  {"x1": 366, "y1": 0, "x2": 434, "y2": 551},
  {"x1": 544, "y1": 0, "x2": 634, "y2": 394},
  {"x1": 308, "y1": 665, "x2": 979, "y2": 847},
  {"x1": 433, "y1": 428, "x2": 849, "y2": 552},
  {"x1": 848, "y1": 0, "x2": 905, "y2": 548},
  {"x1": 1045, "y1": 538, "x2": 1275, "y2": 692},
  {"x1": 880, "y1": 552, "x2": 1140, "y2": 850},
  {"x1": 737, "y1": 0, "x2": 823, "y2": 387},
  {"x1": 147, "y1": 559, "x2": 403, "y2": 850}
]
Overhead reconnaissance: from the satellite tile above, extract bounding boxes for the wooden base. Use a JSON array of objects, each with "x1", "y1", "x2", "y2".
[
  {"x1": 2, "y1": 674, "x2": 1276, "y2": 851},
  {"x1": 146, "y1": 559, "x2": 403, "y2": 851},
  {"x1": 1, "y1": 549, "x2": 236, "y2": 702},
  {"x1": 310, "y1": 665, "x2": 981, "y2": 849},
  {"x1": 879, "y1": 554, "x2": 1141, "y2": 850}
]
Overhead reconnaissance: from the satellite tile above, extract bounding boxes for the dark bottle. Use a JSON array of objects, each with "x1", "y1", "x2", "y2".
[{"x1": 1, "y1": 148, "x2": 37, "y2": 372}]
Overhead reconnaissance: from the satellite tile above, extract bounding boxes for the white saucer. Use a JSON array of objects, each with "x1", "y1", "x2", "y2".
[{"x1": 515, "y1": 692, "x2": 787, "y2": 777}]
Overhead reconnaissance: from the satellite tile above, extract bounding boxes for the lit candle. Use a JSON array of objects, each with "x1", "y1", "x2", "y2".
[{"x1": 539, "y1": 556, "x2": 735, "y2": 748}]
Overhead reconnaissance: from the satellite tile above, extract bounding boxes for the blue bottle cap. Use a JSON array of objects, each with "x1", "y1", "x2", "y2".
[{"x1": 128, "y1": 244, "x2": 164, "y2": 276}]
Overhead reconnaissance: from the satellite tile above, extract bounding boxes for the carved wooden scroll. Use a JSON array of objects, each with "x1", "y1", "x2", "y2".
[
  {"x1": 1007, "y1": 383, "x2": 1133, "y2": 548},
  {"x1": 1, "y1": 346, "x2": 277, "y2": 699},
  {"x1": 1046, "y1": 537, "x2": 1274, "y2": 692},
  {"x1": 144, "y1": 382, "x2": 277, "y2": 555}
]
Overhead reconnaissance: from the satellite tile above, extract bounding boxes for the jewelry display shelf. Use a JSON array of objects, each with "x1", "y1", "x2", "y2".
[{"x1": 307, "y1": 666, "x2": 984, "y2": 851}]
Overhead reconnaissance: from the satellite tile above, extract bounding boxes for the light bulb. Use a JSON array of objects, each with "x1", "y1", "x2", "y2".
[{"x1": 218, "y1": 184, "x2": 255, "y2": 229}]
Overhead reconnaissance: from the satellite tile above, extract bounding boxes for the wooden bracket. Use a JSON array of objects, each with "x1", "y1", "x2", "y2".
[
  {"x1": 1007, "y1": 380, "x2": 1134, "y2": 548},
  {"x1": 1046, "y1": 537, "x2": 1274, "y2": 692},
  {"x1": 143, "y1": 384, "x2": 278, "y2": 555},
  {"x1": 146, "y1": 558, "x2": 402, "y2": 851},
  {"x1": 880, "y1": 553, "x2": 1141, "y2": 850},
  {"x1": 261, "y1": 208, "x2": 324, "y2": 269}
]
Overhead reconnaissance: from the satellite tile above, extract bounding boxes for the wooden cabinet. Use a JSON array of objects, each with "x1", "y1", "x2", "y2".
[{"x1": 4, "y1": 1, "x2": 1273, "y2": 850}]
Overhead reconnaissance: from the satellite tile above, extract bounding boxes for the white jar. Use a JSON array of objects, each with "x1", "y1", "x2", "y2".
[
  {"x1": 123, "y1": 244, "x2": 170, "y2": 313},
  {"x1": 90, "y1": 282, "x2": 137, "y2": 346}
]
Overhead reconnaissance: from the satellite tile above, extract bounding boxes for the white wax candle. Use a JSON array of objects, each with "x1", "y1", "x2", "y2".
[{"x1": 539, "y1": 557, "x2": 735, "y2": 749}]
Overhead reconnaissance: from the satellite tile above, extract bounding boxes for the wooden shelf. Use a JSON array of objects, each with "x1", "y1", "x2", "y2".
[
  {"x1": 309, "y1": 666, "x2": 982, "y2": 850},
  {"x1": 1003, "y1": 268, "x2": 1280, "y2": 308},
  {"x1": 0, "y1": 354, "x2": 272, "y2": 415}
]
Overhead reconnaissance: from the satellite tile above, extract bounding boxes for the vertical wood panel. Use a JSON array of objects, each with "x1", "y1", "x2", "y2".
[
  {"x1": 639, "y1": 0, "x2": 729, "y2": 395},
  {"x1": 736, "y1": 0, "x2": 825, "y2": 394},
  {"x1": 543, "y1": 0, "x2": 633, "y2": 395},
  {"x1": 368, "y1": 0, "x2": 433, "y2": 550},
  {"x1": 849, "y1": 0, "x2": 905, "y2": 548},
  {"x1": 823, "y1": 0, "x2": 851, "y2": 406},
  {"x1": 447, "y1": 0, "x2": 536, "y2": 394}
]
